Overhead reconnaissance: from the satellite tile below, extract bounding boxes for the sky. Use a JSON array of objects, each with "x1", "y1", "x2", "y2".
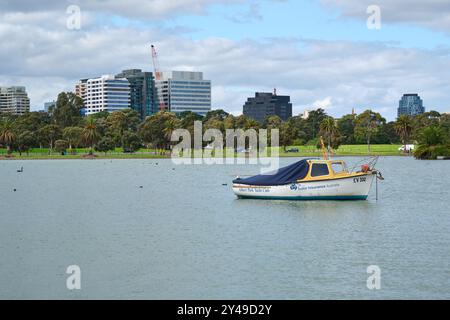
[{"x1": 1, "y1": 0, "x2": 450, "y2": 120}]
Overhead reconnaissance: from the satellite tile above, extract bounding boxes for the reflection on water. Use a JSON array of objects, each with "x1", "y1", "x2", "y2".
[{"x1": 0, "y1": 157, "x2": 449, "y2": 299}]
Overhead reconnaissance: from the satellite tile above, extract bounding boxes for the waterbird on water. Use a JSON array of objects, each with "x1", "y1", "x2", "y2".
[{"x1": 17, "y1": 167, "x2": 23, "y2": 173}]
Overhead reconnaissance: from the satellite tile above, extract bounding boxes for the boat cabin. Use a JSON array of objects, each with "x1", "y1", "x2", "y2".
[{"x1": 300, "y1": 159, "x2": 355, "y2": 182}]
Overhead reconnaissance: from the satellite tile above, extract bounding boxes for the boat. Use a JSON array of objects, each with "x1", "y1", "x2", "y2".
[{"x1": 232, "y1": 139, "x2": 383, "y2": 201}]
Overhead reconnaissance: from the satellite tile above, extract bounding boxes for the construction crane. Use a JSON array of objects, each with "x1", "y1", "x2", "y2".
[{"x1": 150, "y1": 44, "x2": 167, "y2": 111}]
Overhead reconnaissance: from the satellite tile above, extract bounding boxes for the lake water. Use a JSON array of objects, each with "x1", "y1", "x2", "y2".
[{"x1": 1, "y1": 157, "x2": 449, "y2": 299}]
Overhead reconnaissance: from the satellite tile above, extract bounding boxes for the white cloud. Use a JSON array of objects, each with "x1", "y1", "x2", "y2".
[
  {"x1": 321, "y1": 0, "x2": 450, "y2": 34},
  {"x1": 226, "y1": 2, "x2": 263, "y2": 24},
  {"x1": 0, "y1": 0, "x2": 243, "y2": 20},
  {"x1": 313, "y1": 97, "x2": 333, "y2": 110},
  {"x1": 1, "y1": 2, "x2": 450, "y2": 120}
]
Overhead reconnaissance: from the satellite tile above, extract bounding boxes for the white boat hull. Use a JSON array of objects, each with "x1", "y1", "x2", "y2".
[{"x1": 233, "y1": 173, "x2": 376, "y2": 200}]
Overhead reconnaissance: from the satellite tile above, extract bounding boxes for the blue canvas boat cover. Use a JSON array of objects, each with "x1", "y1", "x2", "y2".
[{"x1": 233, "y1": 159, "x2": 310, "y2": 186}]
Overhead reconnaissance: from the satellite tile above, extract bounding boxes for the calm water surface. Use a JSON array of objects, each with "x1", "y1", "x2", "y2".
[{"x1": 0, "y1": 157, "x2": 449, "y2": 299}]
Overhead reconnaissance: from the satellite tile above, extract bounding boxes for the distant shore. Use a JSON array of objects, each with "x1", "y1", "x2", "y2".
[
  {"x1": 0, "y1": 153, "x2": 169, "y2": 160},
  {"x1": 0, "y1": 154, "x2": 408, "y2": 160},
  {"x1": 0, "y1": 144, "x2": 407, "y2": 160}
]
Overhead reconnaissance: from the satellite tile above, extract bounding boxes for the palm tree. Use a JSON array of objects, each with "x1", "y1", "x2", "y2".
[
  {"x1": 0, "y1": 118, "x2": 16, "y2": 154},
  {"x1": 420, "y1": 126, "x2": 446, "y2": 146},
  {"x1": 162, "y1": 117, "x2": 180, "y2": 152},
  {"x1": 414, "y1": 126, "x2": 449, "y2": 159},
  {"x1": 319, "y1": 117, "x2": 340, "y2": 152},
  {"x1": 394, "y1": 115, "x2": 413, "y2": 153},
  {"x1": 82, "y1": 118, "x2": 100, "y2": 154}
]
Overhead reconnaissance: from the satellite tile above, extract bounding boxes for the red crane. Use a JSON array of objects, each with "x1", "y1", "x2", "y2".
[{"x1": 151, "y1": 44, "x2": 167, "y2": 111}]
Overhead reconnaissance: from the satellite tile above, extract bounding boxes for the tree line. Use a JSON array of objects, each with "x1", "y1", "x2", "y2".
[{"x1": 1, "y1": 91, "x2": 449, "y2": 159}]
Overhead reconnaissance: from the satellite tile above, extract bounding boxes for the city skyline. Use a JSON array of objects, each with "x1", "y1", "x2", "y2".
[
  {"x1": 72, "y1": 69, "x2": 212, "y2": 118},
  {"x1": 1, "y1": 1, "x2": 450, "y2": 120},
  {"x1": 0, "y1": 80, "x2": 436, "y2": 121}
]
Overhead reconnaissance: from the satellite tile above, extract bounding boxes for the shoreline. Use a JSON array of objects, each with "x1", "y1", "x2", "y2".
[
  {"x1": 0, "y1": 153, "x2": 409, "y2": 160},
  {"x1": 1, "y1": 144, "x2": 406, "y2": 160}
]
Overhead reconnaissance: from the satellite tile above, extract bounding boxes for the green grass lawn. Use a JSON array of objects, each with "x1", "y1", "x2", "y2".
[
  {"x1": 0, "y1": 144, "x2": 404, "y2": 160},
  {"x1": 0, "y1": 147, "x2": 169, "y2": 159},
  {"x1": 278, "y1": 144, "x2": 403, "y2": 157}
]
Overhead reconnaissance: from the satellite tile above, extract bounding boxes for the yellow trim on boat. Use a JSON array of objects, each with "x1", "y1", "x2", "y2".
[{"x1": 298, "y1": 159, "x2": 371, "y2": 183}]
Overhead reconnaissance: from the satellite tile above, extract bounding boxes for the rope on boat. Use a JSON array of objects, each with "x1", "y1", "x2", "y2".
[
  {"x1": 349, "y1": 156, "x2": 379, "y2": 173},
  {"x1": 348, "y1": 156, "x2": 384, "y2": 201}
]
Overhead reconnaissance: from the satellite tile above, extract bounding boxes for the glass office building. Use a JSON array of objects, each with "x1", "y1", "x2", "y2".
[
  {"x1": 243, "y1": 92, "x2": 293, "y2": 123},
  {"x1": 115, "y1": 69, "x2": 158, "y2": 119},
  {"x1": 156, "y1": 71, "x2": 211, "y2": 116},
  {"x1": 398, "y1": 94, "x2": 425, "y2": 117}
]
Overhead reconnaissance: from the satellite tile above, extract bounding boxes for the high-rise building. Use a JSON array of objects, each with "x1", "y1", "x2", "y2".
[
  {"x1": 398, "y1": 94, "x2": 425, "y2": 117},
  {"x1": 115, "y1": 69, "x2": 158, "y2": 119},
  {"x1": 83, "y1": 75, "x2": 130, "y2": 116},
  {"x1": 0, "y1": 86, "x2": 30, "y2": 115},
  {"x1": 243, "y1": 92, "x2": 292, "y2": 123},
  {"x1": 75, "y1": 79, "x2": 88, "y2": 101},
  {"x1": 156, "y1": 71, "x2": 211, "y2": 116}
]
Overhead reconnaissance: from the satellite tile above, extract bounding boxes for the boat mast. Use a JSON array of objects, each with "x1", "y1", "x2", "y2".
[{"x1": 320, "y1": 136, "x2": 329, "y2": 160}]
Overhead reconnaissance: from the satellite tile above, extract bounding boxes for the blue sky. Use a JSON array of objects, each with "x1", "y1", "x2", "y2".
[
  {"x1": 110, "y1": 0, "x2": 449, "y2": 49},
  {"x1": 1, "y1": 0, "x2": 450, "y2": 120}
]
